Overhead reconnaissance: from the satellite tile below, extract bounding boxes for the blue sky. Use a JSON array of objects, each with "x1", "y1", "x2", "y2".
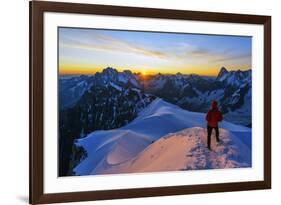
[{"x1": 59, "y1": 27, "x2": 252, "y2": 76}]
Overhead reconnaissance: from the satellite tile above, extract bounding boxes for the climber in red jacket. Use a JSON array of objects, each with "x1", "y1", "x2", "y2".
[{"x1": 205, "y1": 101, "x2": 223, "y2": 150}]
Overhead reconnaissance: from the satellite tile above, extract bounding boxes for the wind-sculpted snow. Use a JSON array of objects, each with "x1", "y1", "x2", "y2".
[
  {"x1": 92, "y1": 127, "x2": 251, "y2": 174},
  {"x1": 74, "y1": 98, "x2": 251, "y2": 176}
]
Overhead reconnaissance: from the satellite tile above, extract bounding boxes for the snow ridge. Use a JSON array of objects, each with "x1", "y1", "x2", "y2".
[
  {"x1": 74, "y1": 98, "x2": 251, "y2": 176},
  {"x1": 92, "y1": 127, "x2": 251, "y2": 174}
]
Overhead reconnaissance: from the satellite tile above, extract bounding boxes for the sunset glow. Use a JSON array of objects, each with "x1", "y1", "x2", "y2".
[{"x1": 59, "y1": 28, "x2": 252, "y2": 76}]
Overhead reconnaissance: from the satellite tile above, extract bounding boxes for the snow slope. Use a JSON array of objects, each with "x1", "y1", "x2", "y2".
[
  {"x1": 74, "y1": 98, "x2": 251, "y2": 176},
  {"x1": 93, "y1": 127, "x2": 251, "y2": 174}
]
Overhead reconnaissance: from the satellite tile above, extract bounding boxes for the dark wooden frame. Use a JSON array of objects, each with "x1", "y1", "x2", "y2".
[{"x1": 30, "y1": 0, "x2": 271, "y2": 204}]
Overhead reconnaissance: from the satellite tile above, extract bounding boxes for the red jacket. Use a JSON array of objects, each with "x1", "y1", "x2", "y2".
[{"x1": 205, "y1": 102, "x2": 223, "y2": 127}]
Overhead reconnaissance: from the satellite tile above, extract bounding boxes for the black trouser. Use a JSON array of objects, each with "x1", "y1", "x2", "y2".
[{"x1": 207, "y1": 126, "x2": 220, "y2": 149}]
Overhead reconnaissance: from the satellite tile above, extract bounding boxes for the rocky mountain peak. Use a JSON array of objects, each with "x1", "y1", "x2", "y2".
[
  {"x1": 217, "y1": 66, "x2": 229, "y2": 79},
  {"x1": 102, "y1": 67, "x2": 118, "y2": 75}
]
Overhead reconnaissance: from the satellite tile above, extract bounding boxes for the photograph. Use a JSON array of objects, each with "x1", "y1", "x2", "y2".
[
  {"x1": 58, "y1": 27, "x2": 252, "y2": 177},
  {"x1": 28, "y1": 1, "x2": 272, "y2": 204}
]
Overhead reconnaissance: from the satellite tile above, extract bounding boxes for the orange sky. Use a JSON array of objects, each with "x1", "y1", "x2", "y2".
[{"x1": 59, "y1": 63, "x2": 250, "y2": 76}]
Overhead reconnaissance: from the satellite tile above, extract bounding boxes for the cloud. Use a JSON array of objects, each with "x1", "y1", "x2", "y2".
[
  {"x1": 60, "y1": 31, "x2": 167, "y2": 59},
  {"x1": 211, "y1": 53, "x2": 251, "y2": 63},
  {"x1": 170, "y1": 42, "x2": 251, "y2": 64},
  {"x1": 59, "y1": 29, "x2": 251, "y2": 70},
  {"x1": 185, "y1": 47, "x2": 212, "y2": 57},
  {"x1": 167, "y1": 42, "x2": 216, "y2": 59}
]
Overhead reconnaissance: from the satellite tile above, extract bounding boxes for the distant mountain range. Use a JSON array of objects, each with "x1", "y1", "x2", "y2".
[
  {"x1": 145, "y1": 66, "x2": 252, "y2": 127},
  {"x1": 60, "y1": 66, "x2": 252, "y2": 125},
  {"x1": 59, "y1": 66, "x2": 252, "y2": 176}
]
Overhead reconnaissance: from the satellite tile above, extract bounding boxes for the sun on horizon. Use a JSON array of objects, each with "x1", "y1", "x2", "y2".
[{"x1": 141, "y1": 71, "x2": 147, "y2": 75}]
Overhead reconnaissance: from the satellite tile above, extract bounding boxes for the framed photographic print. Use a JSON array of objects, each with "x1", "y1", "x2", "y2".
[{"x1": 30, "y1": 0, "x2": 271, "y2": 204}]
